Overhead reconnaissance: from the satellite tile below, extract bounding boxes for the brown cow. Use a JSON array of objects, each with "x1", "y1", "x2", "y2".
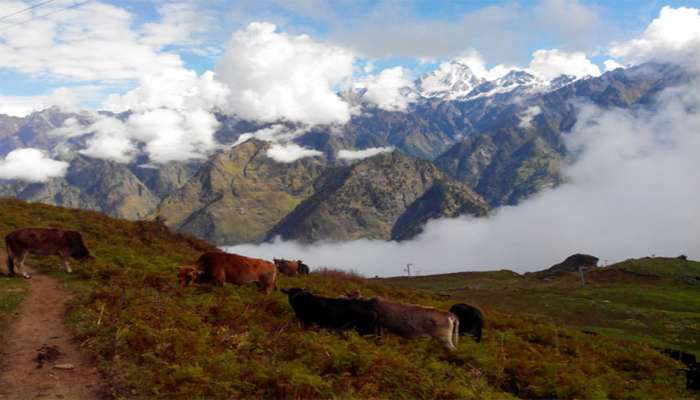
[
  {"x1": 370, "y1": 297, "x2": 459, "y2": 351},
  {"x1": 273, "y1": 258, "x2": 310, "y2": 276},
  {"x1": 181, "y1": 252, "x2": 277, "y2": 294},
  {"x1": 5, "y1": 228, "x2": 92, "y2": 278}
]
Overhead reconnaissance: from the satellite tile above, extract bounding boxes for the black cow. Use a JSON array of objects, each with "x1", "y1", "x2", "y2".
[
  {"x1": 281, "y1": 288, "x2": 379, "y2": 335},
  {"x1": 663, "y1": 348, "x2": 697, "y2": 367},
  {"x1": 688, "y1": 367, "x2": 700, "y2": 391},
  {"x1": 298, "y1": 261, "x2": 310, "y2": 275},
  {"x1": 449, "y1": 303, "x2": 484, "y2": 343},
  {"x1": 662, "y1": 348, "x2": 700, "y2": 391}
]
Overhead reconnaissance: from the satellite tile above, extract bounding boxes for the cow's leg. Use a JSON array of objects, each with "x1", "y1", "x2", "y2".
[
  {"x1": 439, "y1": 336, "x2": 457, "y2": 352},
  {"x1": 17, "y1": 251, "x2": 30, "y2": 279},
  {"x1": 59, "y1": 250, "x2": 72, "y2": 273},
  {"x1": 6, "y1": 247, "x2": 15, "y2": 277},
  {"x1": 213, "y1": 268, "x2": 226, "y2": 286}
]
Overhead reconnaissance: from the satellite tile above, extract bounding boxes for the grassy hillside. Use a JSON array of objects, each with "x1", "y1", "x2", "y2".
[
  {"x1": 0, "y1": 273, "x2": 27, "y2": 337},
  {"x1": 0, "y1": 198, "x2": 694, "y2": 399},
  {"x1": 384, "y1": 258, "x2": 700, "y2": 354}
]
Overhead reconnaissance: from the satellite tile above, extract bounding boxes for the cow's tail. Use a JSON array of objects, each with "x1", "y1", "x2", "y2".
[{"x1": 451, "y1": 315, "x2": 459, "y2": 349}]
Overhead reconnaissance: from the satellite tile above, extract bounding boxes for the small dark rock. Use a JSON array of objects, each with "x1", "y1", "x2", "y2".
[{"x1": 35, "y1": 345, "x2": 62, "y2": 369}]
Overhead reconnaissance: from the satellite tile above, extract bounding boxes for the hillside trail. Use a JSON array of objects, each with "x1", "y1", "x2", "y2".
[{"x1": 0, "y1": 259, "x2": 104, "y2": 399}]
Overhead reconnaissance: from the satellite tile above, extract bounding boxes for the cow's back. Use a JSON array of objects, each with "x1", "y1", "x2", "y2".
[
  {"x1": 372, "y1": 298, "x2": 453, "y2": 338},
  {"x1": 6, "y1": 228, "x2": 70, "y2": 256},
  {"x1": 197, "y1": 252, "x2": 275, "y2": 285}
]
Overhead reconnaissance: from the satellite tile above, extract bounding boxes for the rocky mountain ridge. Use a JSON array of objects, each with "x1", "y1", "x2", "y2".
[{"x1": 0, "y1": 62, "x2": 692, "y2": 244}]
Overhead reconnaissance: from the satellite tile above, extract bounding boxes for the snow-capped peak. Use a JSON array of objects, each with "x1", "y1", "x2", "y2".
[
  {"x1": 416, "y1": 60, "x2": 485, "y2": 100},
  {"x1": 496, "y1": 70, "x2": 539, "y2": 87},
  {"x1": 549, "y1": 74, "x2": 578, "y2": 89}
]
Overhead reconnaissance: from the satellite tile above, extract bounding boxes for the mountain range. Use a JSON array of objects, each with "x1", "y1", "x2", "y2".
[{"x1": 0, "y1": 62, "x2": 691, "y2": 244}]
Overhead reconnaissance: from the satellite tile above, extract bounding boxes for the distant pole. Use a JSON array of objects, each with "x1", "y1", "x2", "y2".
[
  {"x1": 579, "y1": 266, "x2": 586, "y2": 286},
  {"x1": 405, "y1": 263, "x2": 413, "y2": 276}
]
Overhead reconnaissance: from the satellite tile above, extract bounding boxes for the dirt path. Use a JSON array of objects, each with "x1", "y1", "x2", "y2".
[{"x1": 0, "y1": 267, "x2": 103, "y2": 399}]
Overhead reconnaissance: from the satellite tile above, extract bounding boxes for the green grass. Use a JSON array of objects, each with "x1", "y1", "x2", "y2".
[
  {"x1": 384, "y1": 258, "x2": 700, "y2": 355},
  {"x1": 0, "y1": 198, "x2": 695, "y2": 399},
  {"x1": 0, "y1": 276, "x2": 28, "y2": 336}
]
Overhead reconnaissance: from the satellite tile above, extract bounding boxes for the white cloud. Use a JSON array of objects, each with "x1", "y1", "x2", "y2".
[
  {"x1": 0, "y1": 148, "x2": 68, "y2": 182},
  {"x1": 337, "y1": 146, "x2": 394, "y2": 161},
  {"x1": 456, "y1": 50, "x2": 517, "y2": 80},
  {"x1": 528, "y1": 49, "x2": 601, "y2": 80},
  {"x1": 53, "y1": 104, "x2": 223, "y2": 164},
  {"x1": 360, "y1": 67, "x2": 416, "y2": 111},
  {"x1": 603, "y1": 59, "x2": 624, "y2": 72},
  {"x1": 266, "y1": 143, "x2": 322, "y2": 163},
  {"x1": 0, "y1": 86, "x2": 101, "y2": 117},
  {"x1": 533, "y1": 0, "x2": 603, "y2": 50},
  {"x1": 610, "y1": 6, "x2": 700, "y2": 66},
  {"x1": 140, "y1": 2, "x2": 214, "y2": 49},
  {"x1": 518, "y1": 106, "x2": 542, "y2": 129},
  {"x1": 216, "y1": 22, "x2": 355, "y2": 125},
  {"x1": 128, "y1": 108, "x2": 220, "y2": 163},
  {"x1": 0, "y1": 1, "x2": 183, "y2": 82},
  {"x1": 103, "y1": 69, "x2": 228, "y2": 113}
]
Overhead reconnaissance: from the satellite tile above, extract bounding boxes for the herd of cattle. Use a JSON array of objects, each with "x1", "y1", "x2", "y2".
[
  {"x1": 2, "y1": 227, "x2": 484, "y2": 351},
  {"x1": 5, "y1": 227, "x2": 699, "y2": 390},
  {"x1": 177, "y1": 250, "x2": 484, "y2": 350}
]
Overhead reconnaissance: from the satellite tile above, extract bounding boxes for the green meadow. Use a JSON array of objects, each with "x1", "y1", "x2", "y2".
[{"x1": 0, "y1": 198, "x2": 696, "y2": 399}]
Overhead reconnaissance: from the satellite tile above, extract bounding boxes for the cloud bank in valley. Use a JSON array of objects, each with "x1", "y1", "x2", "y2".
[
  {"x1": 337, "y1": 147, "x2": 395, "y2": 161},
  {"x1": 266, "y1": 143, "x2": 323, "y2": 163},
  {"x1": 228, "y1": 77, "x2": 700, "y2": 276}
]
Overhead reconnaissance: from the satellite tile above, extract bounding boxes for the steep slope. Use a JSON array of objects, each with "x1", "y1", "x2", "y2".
[
  {"x1": 391, "y1": 180, "x2": 489, "y2": 240},
  {"x1": 0, "y1": 107, "x2": 92, "y2": 156},
  {"x1": 155, "y1": 139, "x2": 326, "y2": 244},
  {"x1": 266, "y1": 152, "x2": 488, "y2": 242},
  {"x1": 435, "y1": 131, "x2": 563, "y2": 206},
  {"x1": 129, "y1": 160, "x2": 201, "y2": 199},
  {"x1": 14, "y1": 156, "x2": 160, "y2": 219}
]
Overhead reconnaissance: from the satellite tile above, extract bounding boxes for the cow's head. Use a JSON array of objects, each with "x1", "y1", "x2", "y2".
[
  {"x1": 298, "y1": 260, "x2": 310, "y2": 275},
  {"x1": 67, "y1": 232, "x2": 92, "y2": 261},
  {"x1": 178, "y1": 265, "x2": 201, "y2": 286}
]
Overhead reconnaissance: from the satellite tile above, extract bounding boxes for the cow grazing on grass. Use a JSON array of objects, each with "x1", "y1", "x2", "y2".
[
  {"x1": 281, "y1": 288, "x2": 379, "y2": 336},
  {"x1": 5, "y1": 228, "x2": 92, "y2": 278},
  {"x1": 370, "y1": 297, "x2": 459, "y2": 351},
  {"x1": 662, "y1": 348, "x2": 700, "y2": 391},
  {"x1": 181, "y1": 252, "x2": 277, "y2": 294},
  {"x1": 449, "y1": 303, "x2": 484, "y2": 343},
  {"x1": 274, "y1": 259, "x2": 310, "y2": 276},
  {"x1": 177, "y1": 264, "x2": 201, "y2": 286}
]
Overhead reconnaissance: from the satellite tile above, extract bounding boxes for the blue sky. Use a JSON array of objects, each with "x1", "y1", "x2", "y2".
[
  {"x1": 100, "y1": 0, "x2": 698, "y2": 72},
  {"x1": 1, "y1": 0, "x2": 699, "y2": 111}
]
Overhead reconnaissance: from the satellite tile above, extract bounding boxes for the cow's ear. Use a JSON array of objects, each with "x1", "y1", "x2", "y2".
[{"x1": 280, "y1": 289, "x2": 289, "y2": 294}]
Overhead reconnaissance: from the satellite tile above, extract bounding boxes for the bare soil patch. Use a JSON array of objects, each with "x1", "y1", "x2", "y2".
[{"x1": 0, "y1": 267, "x2": 104, "y2": 399}]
